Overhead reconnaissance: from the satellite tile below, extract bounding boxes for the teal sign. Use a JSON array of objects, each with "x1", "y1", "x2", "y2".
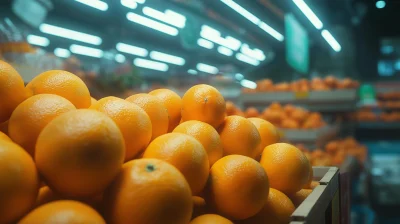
[
  {"x1": 359, "y1": 84, "x2": 376, "y2": 105},
  {"x1": 285, "y1": 14, "x2": 309, "y2": 74}
]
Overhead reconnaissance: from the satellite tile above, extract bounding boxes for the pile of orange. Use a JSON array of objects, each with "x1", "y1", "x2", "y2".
[
  {"x1": 297, "y1": 137, "x2": 367, "y2": 167},
  {"x1": 0, "y1": 60, "x2": 319, "y2": 223},
  {"x1": 242, "y1": 76, "x2": 360, "y2": 93},
  {"x1": 354, "y1": 108, "x2": 400, "y2": 122},
  {"x1": 226, "y1": 101, "x2": 326, "y2": 129}
]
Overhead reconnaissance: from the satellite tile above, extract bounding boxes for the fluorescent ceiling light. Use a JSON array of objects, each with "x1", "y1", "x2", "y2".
[
  {"x1": 134, "y1": 0, "x2": 145, "y2": 3},
  {"x1": 201, "y1": 25, "x2": 221, "y2": 37},
  {"x1": 240, "y1": 79, "x2": 257, "y2": 89},
  {"x1": 225, "y1": 36, "x2": 241, "y2": 51},
  {"x1": 217, "y1": 46, "x2": 233, "y2": 56},
  {"x1": 27, "y1": 34, "x2": 49, "y2": 47},
  {"x1": 292, "y1": 0, "x2": 323, "y2": 30},
  {"x1": 39, "y1": 24, "x2": 102, "y2": 45},
  {"x1": 197, "y1": 38, "x2": 214, "y2": 49},
  {"x1": 134, "y1": 58, "x2": 169, "y2": 71},
  {"x1": 258, "y1": 22, "x2": 284, "y2": 41},
  {"x1": 150, "y1": 51, "x2": 185, "y2": 66},
  {"x1": 116, "y1": 42, "x2": 148, "y2": 57},
  {"x1": 196, "y1": 63, "x2": 219, "y2": 74},
  {"x1": 220, "y1": 0, "x2": 260, "y2": 24},
  {"x1": 321, "y1": 30, "x2": 341, "y2": 52},
  {"x1": 121, "y1": 0, "x2": 137, "y2": 9},
  {"x1": 236, "y1": 53, "x2": 260, "y2": 66},
  {"x1": 143, "y1": 7, "x2": 186, "y2": 28},
  {"x1": 115, "y1": 54, "x2": 126, "y2": 63},
  {"x1": 200, "y1": 25, "x2": 242, "y2": 50},
  {"x1": 74, "y1": 0, "x2": 108, "y2": 11},
  {"x1": 188, "y1": 69, "x2": 198, "y2": 75},
  {"x1": 376, "y1": 0, "x2": 386, "y2": 9},
  {"x1": 70, "y1": 44, "x2": 104, "y2": 58},
  {"x1": 235, "y1": 73, "x2": 244, "y2": 80},
  {"x1": 54, "y1": 48, "x2": 70, "y2": 58},
  {"x1": 126, "y1": 12, "x2": 179, "y2": 36},
  {"x1": 241, "y1": 44, "x2": 266, "y2": 61}
]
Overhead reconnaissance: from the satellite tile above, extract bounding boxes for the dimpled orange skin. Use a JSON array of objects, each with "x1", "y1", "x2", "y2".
[
  {"x1": 18, "y1": 200, "x2": 106, "y2": 224},
  {"x1": 35, "y1": 109, "x2": 125, "y2": 198},
  {"x1": 248, "y1": 118, "x2": 280, "y2": 158},
  {"x1": 173, "y1": 121, "x2": 223, "y2": 166},
  {"x1": 206, "y1": 155, "x2": 269, "y2": 220},
  {"x1": 126, "y1": 93, "x2": 169, "y2": 140},
  {"x1": 8, "y1": 94, "x2": 76, "y2": 156},
  {"x1": 181, "y1": 84, "x2": 226, "y2": 128},
  {"x1": 149, "y1": 89, "x2": 182, "y2": 132},
  {"x1": 241, "y1": 188, "x2": 295, "y2": 224},
  {"x1": 90, "y1": 96, "x2": 152, "y2": 161},
  {"x1": 26, "y1": 70, "x2": 91, "y2": 109},
  {"x1": 0, "y1": 60, "x2": 29, "y2": 122},
  {"x1": 217, "y1": 116, "x2": 261, "y2": 158},
  {"x1": 0, "y1": 140, "x2": 39, "y2": 224},
  {"x1": 104, "y1": 159, "x2": 193, "y2": 224},
  {"x1": 143, "y1": 133, "x2": 209, "y2": 195},
  {"x1": 288, "y1": 189, "x2": 313, "y2": 207},
  {"x1": 260, "y1": 143, "x2": 310, "y2": 194},
  {"x1": 190, "y1": 214, "x2": 233, "y2": 224},
  {"x1": 0, "y1": 131, "x2": 11, "y2": 142}
]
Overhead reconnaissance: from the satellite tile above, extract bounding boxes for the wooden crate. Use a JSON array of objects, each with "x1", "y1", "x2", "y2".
[{"x1": 290, "y1": 167, "x2": 340, "y2": 224}]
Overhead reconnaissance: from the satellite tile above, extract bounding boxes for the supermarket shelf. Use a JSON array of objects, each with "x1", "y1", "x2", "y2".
[
  {"x1": 357, "y1": 122, "x2": 400, "y2": 129},
  {"x1": 280, "y1": 125, "x2": 338, "y2": 149},
  {"x1": 239, "y1": 89, "x2": 358, "y2": 112}
]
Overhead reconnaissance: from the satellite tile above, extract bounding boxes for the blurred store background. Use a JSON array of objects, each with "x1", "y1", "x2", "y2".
[{"x1": 1, "y1": 0, "x2": 400, "y2": 223}]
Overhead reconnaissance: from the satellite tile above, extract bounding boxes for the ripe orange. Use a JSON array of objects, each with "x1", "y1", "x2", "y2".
[
  {"x1": 248, "y1": 118, "x2": 280, "y2": 158},
  {"x1": 0, "y1": 131, "x2": 11, "y2": 142},
  {"x1": 190, "y1": 214, "x2": 233, "y2": 224},
  {"x1": 305, "y1": 181, "x2": 320, "y2": 190},
  {"x1": 206, "y1": 155, "x2": 269, "y2": 220},
  {"x1": 225, "y1": 101, "x2": 236, "y2": 115},
  {"x1": 181, "y1": 84, "x2": 226, "y2": 128},
  {"x1": 0, "y1": 120, "x2": 8, "y2": 134},
  {"x1": 35, "y1": 109, "x2": 125, "y2": 198},
  {"x1": 19, "y1": 200, "x2": 106, "y2": 224},
  {"x1": 90, "y1": 97, "x2": 97, "y2": 106},
  {"x1": 260, "y1": 143, "x2": 310, "y2": 194},
  {"x1": 245, "y1": 107, "x2": 259, "y2": 118},
  {"x1": 217, "y1": 115, "x2": 261, "y2": 158},
  {"x1": 149, "y1": 89, "x2": 182, "y2": 132},
  {"x1": 126, "y1": 93, "x2": 169, "y2": 140},
  {"x1": 0, "y1": 60, "x2": 29, "y2": 122},
  {"x1": 289, "y1": 189, "x2": 313, "y2": 207},
  {"x1": 8, "y1": 94, "x2": 76, "y2": 156},
  {"x1": 242, "y1": 188, "x2": 295, "y2": 224},
  {"x1": 104, "y1": 159, "x2": 193, "y2": 224},
  {"x1": 143, "y1": 133, "x2": 209, "y2": 195},
  {"x1": 90, "y1": 96, "x2": 152, "y2": 161},
  {"x1": 192, "y1": 196, "x2": 207, "y2": 219},
  {"x1": 173, "y1": 121, "x2": 223, "y2": 166},
  {"x1": 26, "y1": 70, "x2": 91, "y2": 109},
  {"x1": 0, "y1": 140, "x2": 39, "y2": 223}
]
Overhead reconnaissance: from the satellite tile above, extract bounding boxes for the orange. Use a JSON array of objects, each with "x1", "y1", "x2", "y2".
[
  {"x1": 0, "y1": 60, "x2": 29, "y2": 122},
  {"x1": 288, "y1": 189, "x2": 312, "y2": 207},
  {"x1": 305, "y1": 181, "x2": 320, "y2": 190},
  {"x1": 35, "y1": 109, "x2": 125, "y2": 198},
  {"x1": 19, "y1": 200, "x2": 105, "y2": 224},
  {"x1": 0, "y1": 131, "x2": 11, "y2": 142},
  {"x1": 248, "y1": 118, "x2": 280, "y2": 157},
  {"x1": 149, "y1": 88, "x2": 182, "y2": 132},
  {"x1": 242, "y1": 188, "x2": 295, "y2": 224},
  {"x1": 217, "y1": 115, "x2": 261, "y2": 158},
  {"x1": 225, "y1": 101, "x2": 236, "y2": 115},
  {"x1": 90, "y1": 96, "x2": 152, "y2": 161},
  {"x1": 0, "y1": 140, "x2": 39, "y2": 223},
  {"x1": 304, "y1": 164, "x2": 314, "y2": 189},
  {"x1": 26, "y1": 70, "x2": 91, "y2": 109},
  {"x1": 190, "y1": 214, "x2": 233, "y2": 224},
  {"x1": 9, "y1": 94, "x2": 76, "y2": 156},
  {"x1": 90, "y1": 97, "x2": 97, "y2": 105},
  {"x1": 260, "y1": 143, "x2": 310, "y2": 194},
  {"x1": 173, "y1": 121, "x2": 223, "y2": 166},
  {"x1": 0, "y1": 120, "x2": 8, "y2": 134},
  {"x1": 143, "y1": 133, "x2": 209, "y2": 195},
  {"x1": 206, "y1": 155, "x2": 269, "y2": 220},
  {"x1": 126, "y1": 93, "x2": 169, "y2": 140},
  {"x1": 245, "y1": 107, "x2": 259, "y2": 118},
  {"x1": 192, "y1": 196, "x2": 207, "y2": 219},
  {"x1": 104, "y1": 159, "x2": 193, "y2": 224},
  {"x1": 181, "y1": 84, "x2": 226, "y2": 128}
]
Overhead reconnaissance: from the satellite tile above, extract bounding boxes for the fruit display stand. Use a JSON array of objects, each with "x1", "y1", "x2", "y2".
[
  {"x1": 291, "y1": 166, "x2": 342, "y2": 224},
  {"x1": 280, "y1": 125, "x2": 339, "y2": 149},
  {"x1": 239, "y1": 89, "x2": 358, "y2": 112}
]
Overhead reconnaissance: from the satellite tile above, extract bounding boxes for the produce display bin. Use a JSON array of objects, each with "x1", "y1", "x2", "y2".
[
  {"x1": 239, "y1": 90, "x2": 358, "y2": 112},
  {"x1": 280, "y1": 125, "x2": 338, "y2": 149},
  {"x1": 290, "y1": 167, "x2": 340, "y2": 224}
]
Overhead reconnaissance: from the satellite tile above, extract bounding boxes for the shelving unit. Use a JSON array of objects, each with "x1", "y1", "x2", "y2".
[{"x1": 280, "y1": 125, "x2": 339, "y2": 149}]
